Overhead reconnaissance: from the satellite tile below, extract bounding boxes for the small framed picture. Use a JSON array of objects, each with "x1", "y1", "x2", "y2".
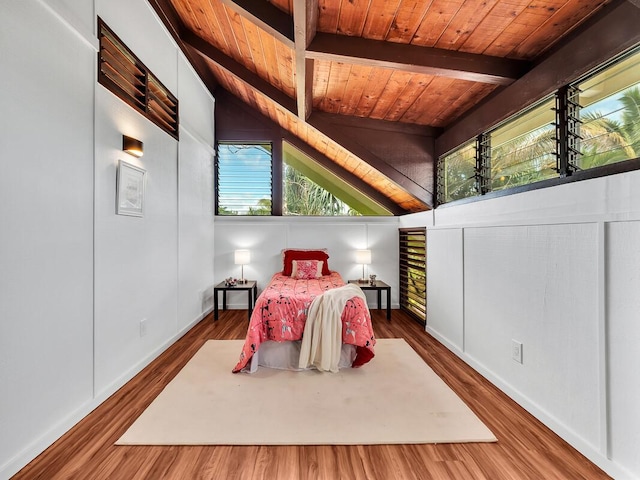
[{"x1": 116, "y1": 160, "x2": 146, "y2": 217}]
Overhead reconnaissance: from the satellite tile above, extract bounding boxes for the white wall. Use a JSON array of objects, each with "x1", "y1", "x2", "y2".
[
  {"x1": 401, "y1": 173, "x2": 640, "y2": 480},
  {"x1": 213, "y1": 217, "x2": 400, "y2": 310},
  {"x1": 0, "y1": 1, "x2": 215, "y2": 477}
]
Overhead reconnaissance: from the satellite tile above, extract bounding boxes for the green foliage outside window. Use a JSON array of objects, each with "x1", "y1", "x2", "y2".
[
  {"x1": 439, "y1": 47, "x2": 640, "y2": 204},
  {"x1": 578, "y1": 50, "x2": 640, "y2": 170},
  {"x1": 441, "y1": 141, "x2": 476, "y2": 203},
  {"x1": 283, "y1": 166, "x2": 359, "y2": 216}
]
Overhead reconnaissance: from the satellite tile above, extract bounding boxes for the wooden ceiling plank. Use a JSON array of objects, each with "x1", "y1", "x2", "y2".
[
  {"x1": 257, "y1": 28, "x2": 286, "y2": 93},
  {"x1": 225, "y1": 10, "x2": 260, "y2": 74},
  {"x1": 385, "y1": 0, "x2": 433, "y2": 44},
  {"x1": 218, "y1": 0, "x2": 295, "y2": 48},
  {"x1": 274, "y1": 36, "x2": 297, "y2": 98},
  {"x1": 318, "y1": 61, "x2": 352, "y2": 113},
  {"x1": 434, "y1": 0, "x2": 500, "y2": 51},
  {"x1": 511, "y1": 0, "x2": 610, "y2": 59},
  {"x1": 489, "y1": 0, "x2": 566, "y2": 58},
  {"x1": 183, "y1": 30, "x2": 297, "y2": 114},
  {"x1": 369, "y1": 70, "x2": 413, "y2": 120},
  {"x1": 241, "y1": 20, "x2": 270, "y2": 78},
  {"x1": 400, "y1": 75, "x2": 457, "y2": 125},
  {"x1": 207, "y1": 0, "x2": 243, "y2": 58},
  {"x1": 307, "y1": 32, "x2": 529, "y2": 85},
  {"x1": 353, "y1": 67, "x2": 395, "y2": 118},
  {"x1": 312, "y1": 59, "x2": 331, "y2": 107},
  {"x1": 411, "y1": 0, "x2": 464, "y2": 47},
  {"x1": 335, "y1": 0, "x2": 372, "y2": 36},
  {"x1": 316, "y1": 0, "x2": 340, "y2": 33},
  {"x1": 382, "y1": 72, "x2": 432, "y2": 122},
  {"x1": 294, "y1": 0, "x2": 319, "y2": 120},
  {"x1": 458, "y1": 0, "x2": 531, "y2": 55},
  {"x1": 362, "y1": 0, "x2": 402, "y2": 41},
  {"x1": 427, "y1": 82, "x2": 497, "y2": 126},
  {"x1": 336, "y1": 65, "x2": 372, "y2": 116}
]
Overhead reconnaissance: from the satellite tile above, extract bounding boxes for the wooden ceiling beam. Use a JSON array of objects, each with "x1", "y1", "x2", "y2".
[
  {"x1": 182, "y1": 30, "x2": 297, "y2": 114},
  {"x1": 182, "y1": 30, "x2": 431, "y2": 206},
  {"x1": 219, "y1": 0, "x2": 294, "y2": 48},
  {"x1": 308, "y1": 113, "x2": 433, "y2": 206},
  {"x1": 293, "y1": 0, "x2": 318, "y2": 120},
  {"x1": 307, "y1": 33, "x2": 530, "y2": 86}
]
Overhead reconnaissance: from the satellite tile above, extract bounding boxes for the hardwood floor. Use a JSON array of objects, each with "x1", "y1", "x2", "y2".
[{"x1": 13, "y1": 310, "x2": 610, "y2": 480}]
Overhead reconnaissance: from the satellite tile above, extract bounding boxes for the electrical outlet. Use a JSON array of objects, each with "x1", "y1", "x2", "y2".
[
  {"x1": 140, "y1": 318, "x2": 148, "y2": 337},
  {"x1": 512, "y1": 340, "x2": 523, "y2": 364}
]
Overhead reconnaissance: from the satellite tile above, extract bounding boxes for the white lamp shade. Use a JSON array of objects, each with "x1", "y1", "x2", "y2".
[
  {"x1": 355, "y1": 249, "x2": 372, "y2": 265},
  {"x1": 234, "y1": 249, "x2": 250, "y2": 265}
]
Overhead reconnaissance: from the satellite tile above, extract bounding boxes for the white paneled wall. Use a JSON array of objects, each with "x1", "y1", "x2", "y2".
[
  {"x1": 1, "y1": 0, "x2": 96, "y2": 470},
  {"x1": 0, "y1": 1, "x2": 215, "y2": 477},
  {"x1": 425, "y1": 228, "x2": 464, "y2": 352},
  {"x1": 607, "y1": 221, "x2": 640, "y2": 476},
  {"x1": 400, "y1": 172, "x2": 640, "y2": 480},
  {"x1": 213, "y1": 218, "x2": 400, "y2": 310}
]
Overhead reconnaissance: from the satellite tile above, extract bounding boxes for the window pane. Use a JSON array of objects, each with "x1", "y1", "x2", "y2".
[
  {"x1": 576, "y1": 49, "x2": 640, "y2": 170},
  {"x1": 441, "y1": 140, "x2": 477, "y2": 203},
  {"x1": 490, "y1": 98, "x2": 556, "y2": 191},
  {"x1": 217, "y1": 143, "x2": 272, "y2": 215},
  {"x1": 283, "y1": 163, "x2": 358, "y2": 216}
]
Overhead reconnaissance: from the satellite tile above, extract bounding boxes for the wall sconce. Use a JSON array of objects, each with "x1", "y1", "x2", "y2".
[
  {"x1": 123, "y1": 135, "x2": 144, "y2": 158},
  {"x1": 234, "y1": 249, "x2": 250, "y2": 283},
  {"x1": 355, "y1": 249, "x2": 371, "y2": 283}
]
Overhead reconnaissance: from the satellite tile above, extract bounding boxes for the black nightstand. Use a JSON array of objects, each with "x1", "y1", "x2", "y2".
[
  {"x1": 349, "y1": 280, "x2": 391, "y2": 320},
  {"x1": 213, "y1": 280, "x2": 257, "y2": 321}
]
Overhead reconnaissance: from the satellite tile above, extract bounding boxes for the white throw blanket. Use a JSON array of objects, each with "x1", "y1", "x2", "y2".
[{"x1": 298, "y1": 283, "x2": 367, "y2": 372}]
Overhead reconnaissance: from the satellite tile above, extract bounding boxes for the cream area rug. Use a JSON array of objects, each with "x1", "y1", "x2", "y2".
[{"x1": 116, "y1": 339, "x2": 496, "y2": 445}]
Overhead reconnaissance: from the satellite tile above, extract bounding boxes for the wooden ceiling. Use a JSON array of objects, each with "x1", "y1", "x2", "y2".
[{"x1": 148, "y1": 0, "x2": 612, "y2": 213}]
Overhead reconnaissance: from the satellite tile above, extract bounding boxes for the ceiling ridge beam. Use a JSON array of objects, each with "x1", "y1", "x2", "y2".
[
  {"x1": 307, "y1": 32, "x2": 530, "y2": 86},
  {"x1": 293, "y1": 0, "x2": 318, "y2": 120},
  {"x1": 219, "y1": 0, "x2": 295, "y2": 48}
]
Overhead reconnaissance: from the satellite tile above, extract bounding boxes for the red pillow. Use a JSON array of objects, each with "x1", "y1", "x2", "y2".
[{"x1": 282, "y1": 249, "x2": 331, "y2": 276}]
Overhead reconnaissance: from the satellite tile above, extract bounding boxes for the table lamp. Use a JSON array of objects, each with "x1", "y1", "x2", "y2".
[
  {"x1": 234, "y1": 249, "x2": 250, "y2": 283},
  {"x1": 355, "y1": 249, "x2": 371, "y2": 283}
]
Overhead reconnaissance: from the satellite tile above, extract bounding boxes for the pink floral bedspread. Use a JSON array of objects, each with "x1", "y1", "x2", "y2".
[{"x1": 232, "y1": 272, "x2": 376, "y2": 372}]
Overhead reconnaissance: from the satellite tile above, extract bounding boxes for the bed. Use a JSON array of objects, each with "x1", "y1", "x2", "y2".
[{"x1": 232, "y1": 249, "x2": 376, "y2": 373}]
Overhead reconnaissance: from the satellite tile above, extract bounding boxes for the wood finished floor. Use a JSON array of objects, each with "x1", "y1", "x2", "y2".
[{"x1": 13, "y1": 310, "x2": 610, "y2": 480}]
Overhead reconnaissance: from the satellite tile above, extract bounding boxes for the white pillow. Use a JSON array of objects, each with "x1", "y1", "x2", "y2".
[{"x1": 291, "y1": 259, "x2": 323, "y2": 279}]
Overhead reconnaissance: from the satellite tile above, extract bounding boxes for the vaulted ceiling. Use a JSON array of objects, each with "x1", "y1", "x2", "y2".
[{"x1": 148, "y1": 0, "x2": 613, "y2": 213}]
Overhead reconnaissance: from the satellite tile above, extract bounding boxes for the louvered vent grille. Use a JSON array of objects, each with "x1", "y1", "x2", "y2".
[
  {"x1": 399, "y1": 227, "x2": 426, "y2": 324},
  {"x1": 98, "y1": 19, "x2": 178, "y2": 139}
]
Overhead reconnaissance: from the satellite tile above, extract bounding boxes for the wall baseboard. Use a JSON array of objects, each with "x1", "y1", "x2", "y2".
[
  {"x1": 0, "y1": 311, "x2": 208, "y2": 480},
  {"x1": 426, "y1": 326, "x2": 637, "y2": 480}
]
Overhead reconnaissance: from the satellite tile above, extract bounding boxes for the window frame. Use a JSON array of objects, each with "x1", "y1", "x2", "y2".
[
  {"x1": 215, "y1": 141, "x2": 276, "y2": 216},
  {"x1": 215, "y1": 140, "x2": 389, "y2": 216},
  {"x1": 437, "y1": 45, "x2": 640, "y2": 207}
]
